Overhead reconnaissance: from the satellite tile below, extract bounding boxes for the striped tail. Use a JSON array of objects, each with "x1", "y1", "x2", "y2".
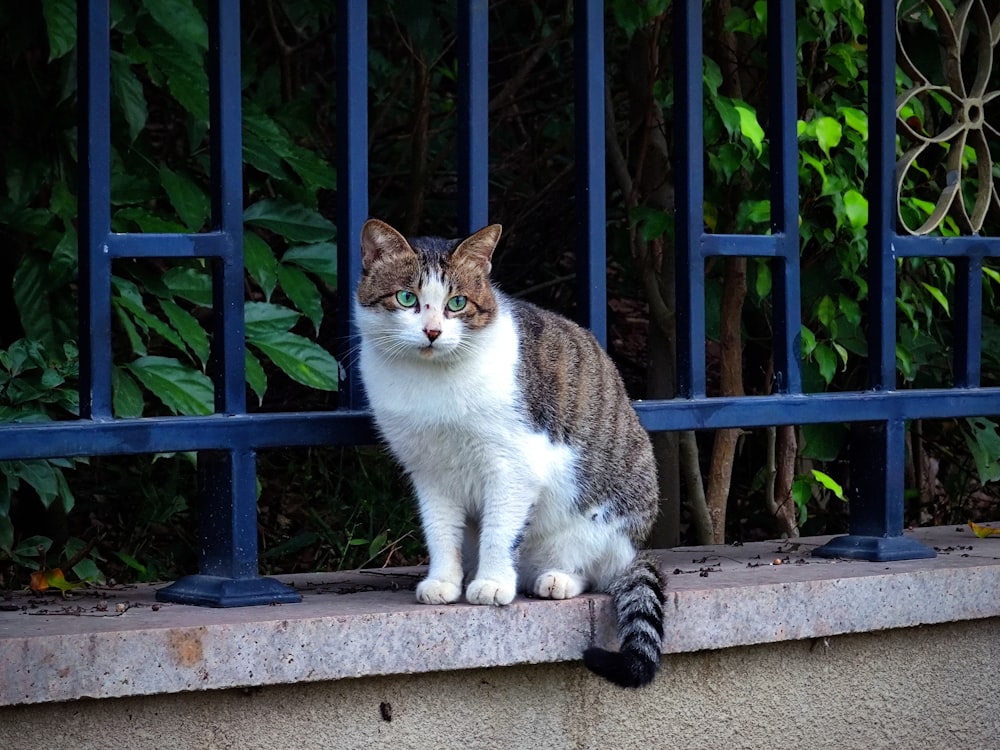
[{"x1": 583, "y1": 554, "x2": 665, "y2": 688}]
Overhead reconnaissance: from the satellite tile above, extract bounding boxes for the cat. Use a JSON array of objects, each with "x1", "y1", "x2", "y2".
[{"x1": 354, "y1": 218, "x2": 665, "y2": 688}]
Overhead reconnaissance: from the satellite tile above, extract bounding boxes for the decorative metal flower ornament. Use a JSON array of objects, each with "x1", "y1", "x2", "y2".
[{"x1": 896, "y1": 0, "x2": 1000, "y2": 235}]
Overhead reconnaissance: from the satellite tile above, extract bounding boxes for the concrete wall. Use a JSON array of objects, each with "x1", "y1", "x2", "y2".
[{"x1": 3, "y1": 619, "x2": 998, "y2": 750}]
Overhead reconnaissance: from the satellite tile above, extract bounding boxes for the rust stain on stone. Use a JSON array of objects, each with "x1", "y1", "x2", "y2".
[{"x1": 167, "y1": 629, "x2": 205, "y2": 667}]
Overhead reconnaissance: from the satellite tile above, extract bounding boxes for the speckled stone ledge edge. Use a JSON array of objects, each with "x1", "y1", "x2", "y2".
[{"x1": 2, "y1": 524, "x2": 998, "y2": 706}]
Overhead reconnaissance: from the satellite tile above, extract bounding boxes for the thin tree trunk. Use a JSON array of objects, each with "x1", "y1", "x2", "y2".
[
  {"x1": 704, "y1": 257, "x2": 747, "y2": 543},
  {"x1": 765, "y1": 425, "x2": 800, "y2": 537}
]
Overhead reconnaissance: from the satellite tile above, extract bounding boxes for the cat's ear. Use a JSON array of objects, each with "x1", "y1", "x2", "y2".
[
  {"x1": 453, "y1": 224, "x2": 501, "y2": 273},
  {"x1": 360, "y1": 219, "x2": 413, "y2": 271}
]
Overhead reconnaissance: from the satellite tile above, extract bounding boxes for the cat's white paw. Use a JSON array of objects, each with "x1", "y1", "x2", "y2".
[
  {"x1": 533, "y1": 571, "x2": 586, "y2": 600},
  {"x1": 416, "y1": 578, "x2": 463, "y2": 604},
  {"x1": 466, "y1": 578, "x2": 516, "y2": 606}
]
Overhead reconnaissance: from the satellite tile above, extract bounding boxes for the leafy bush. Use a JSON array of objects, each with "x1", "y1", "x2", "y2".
[{"x1": 0, "y1": 0, "x2": 343, "y2": 582}]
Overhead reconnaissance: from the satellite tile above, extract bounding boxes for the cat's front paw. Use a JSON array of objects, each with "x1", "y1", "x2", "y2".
[
  {"x1": 533, "y1": 571, "x2": 586, "y2": 600},
  {"x1": 416, "y1": 578, "x2": 463, "y2": 604},
  {"x1": 465, "y1": 578, "x2": 516, "y2": 606}
]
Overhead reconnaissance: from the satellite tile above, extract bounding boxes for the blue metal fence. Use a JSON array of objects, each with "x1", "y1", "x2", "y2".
[{"x1": 2, "y1": 0, "x2": 998, "y2": 604}]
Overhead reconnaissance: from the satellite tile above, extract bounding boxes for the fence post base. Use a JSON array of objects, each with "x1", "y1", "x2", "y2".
[
  {"x1": 155, "y1": 575, "x2": 301, "y2": 608},
  {"x1": 812, "y1": 534, "x2": 936, "y2": 562}
]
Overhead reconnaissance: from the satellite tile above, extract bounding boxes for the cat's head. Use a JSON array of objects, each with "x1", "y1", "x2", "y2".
[{"x1": 356, "y1": 219, "x2": 501, "y2": 362}]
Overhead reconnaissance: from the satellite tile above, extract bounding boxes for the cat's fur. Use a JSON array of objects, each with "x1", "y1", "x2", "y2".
[{"x1": 355, "y1": 219, "x2": 665, "y2": 688}]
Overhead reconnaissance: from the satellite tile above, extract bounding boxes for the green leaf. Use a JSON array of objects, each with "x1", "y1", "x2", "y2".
[
  {"x1": 244, "y1": 199, "x2": 337, "y2": 243},
  {"x1": 282, "y1": 243, "x2": 338, "y2": 286},
  {"x1": 245, "y1": 233, "x2": 279, "y2": 301},
  {"x1": 734, "y1": 104, "x2": 766, "y2": 156},
  {"x1": 114, "y1": 551, "x2": 148, "y2": 577},
  {"x1": 112, "y1": 366, "x2": 145, "y2": 418},
  {"x1": 159, "y1": 166, "x2": 209, "y2": 232},
  {"x1": 838, "y1": 295, "x2": 862, "y2": 326},
  {"x1": 816, "y1": 295, "x2": 836, "y2": 327},
  {"x1": 896, "y1": 343, "x2": 914, "y2": 381},
  {"x1": 814, "y1": 115, "x2": 843, "y2": 157},
  {"x1": 113, "y1": 279, "x2": 189, "y2": 355},
  {"x1": 42, "y1": 0, "x2": 76, "y2": 60},
  {"x1": 736, "y1": 199, "x2": 770, "y2": 229},
  {"x1": 248, "y1": 332, "x2": 339, "y2": 391},
  {"x1": 243, "y1": 131, "x2": 292, "y2": 183},
  {"x1": 15, "y1": 461, "x2": 59, "y2": 509},
  {"x1": 163, "y1": 266, "x2": 212, "y2": 307},
  {"x1": 842, "y1": 189, "x2": 869, "y2": 229},
  {"x1": 282, "y1": 146, "x2": 338, "y2": 193},
  {"x1": 964, "y1": 417, "x2": 1000, "y2": 484},
  {"x1": 245, "y1": 349, "x2": 267, "y2": 406},
  {"x1": 754, "y1": 259, "x2": 772, "y2": 299},
  {"x1": 13, "y1": 254, "x2": 60, "y2": 355},
  {"x1": 633, "y1": 206, "x2": 672, "y2": 242},
  {"x1": 791, "y1": 477, "x2": 813, "y2": 509},
  {"x1": 840, "y1": 106, "x2": 868, "y2": 140},
  {"x1": 800, "y1": 325, "x2": 817, "y2": 357},
  {"x1": 243, "y1": 108, "x2": 338, "y2": 193},
  {"x1": 800, "y1": 423, "x2": 847, "y2": 461},
  {"x1": 49, "y1": 227, "x2": 78, "y2": 287},
  {"x1": 12, "y1": 535, "x2": 53, "y2": 559},
  {"x1": 920, "y1": 282, "x2": 950, "y2": 316},
  {"x1": 711, "y1": 143, "x2": 745, "y2": 182},
  {"x1": 126, "y1": 356, "x2": 214, "y2": 415},
  {"x1": 146, "y1": 41, "x2": 209, "y2": 121},
  {"x1": 142, "y1": 0, "x2": 209, "y2": 50},
  {"x1": 114, "y1": 303, "x2": 147, "y2": 356},
  {"x1": 110, "y1": 52, "x2": 148, "y2": 143},
  {"x1": 813, "y1": 343, "x2": 837, "y2": 385},
  {"x1": 368, "y1": 531, "x2": 389, "y2": 560},
  {"x1": 712, "y1": 96, "x2": 740, "y2": 139},
  {"x1": 244, "y1": 302, "x2": 300, "y2": 337},
  {"x1": 832, "y1": 341, "x2": 849, "y2": 369},
  {"x1": 612, "y1": 0, "x2": 649, "y2": 39},
  {"x1": 800, "y1": 152, "x2": 827, "y2": 184},
  {"x1": 72, "y1": 558, "x2": 105, "y2": 584},
  {"x1": 159, "y1": 299, "x2": 210, "y2": 367},
  {"x1": 113, "y1": 207, "x2": 188, "y2": 234},
  {"x1": 54, "y1": 469, "x2": 75, "y2": 514},
  {"x1": 277, "y1": 264, "x2": 323, "y2": 333},
  {"x1": 810, "y1": 469, "x2": 846, "y2": 501}
]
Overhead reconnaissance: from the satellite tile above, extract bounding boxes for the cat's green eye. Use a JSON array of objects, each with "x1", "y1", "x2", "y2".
[
  {"x1": 396, "y1": 290, "x2": 418, "y2": 308},
  {"x1": 447, "y1": 295, "x2": 467, "y2": 313}
]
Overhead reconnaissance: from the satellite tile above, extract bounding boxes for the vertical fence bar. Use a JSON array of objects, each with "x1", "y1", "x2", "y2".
[
  {"x1": 868, "y1": 0, "x2": 899, "y2": 393},
  {"x1": 573, "y1": 0, "x2": 607, "y2": 346},
  {"x1": 208, "y1": 0, "x2": 246, "y2": 415},
  {"x1": 674, "y1": 0, "x2": 707, "y2": 397},
  {"x1": 768, "y1": 0, "x2": 802, "y2": 395},
  {"x1": 458, "y1": 0, "x2": 490, "y2": 236},
  {"x1": 157, "y1": 1, "x2": 302, "y2": 605},
  {"x1": 77, "y1": 0, "x2": 114, "y2": 420},
  {"x1": 197, "y1": 450, "x2": 259, "y2": 581},
  {"x1": 159, "y1": 449, "x2": 299, "y2": 606},
  {"x1": 954, "y1": 253, "x2": 983, "y2": 388},
  {"x1": 813, "y1": 0, "x2": 934, "y2": 561},
  {"x1": 336, "y1": 0, "x2": 369, "y2": 410}
]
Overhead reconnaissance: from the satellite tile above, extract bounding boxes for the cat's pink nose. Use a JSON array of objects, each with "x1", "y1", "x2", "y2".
[{"x1": 424, "y1": 328, "x2": 441, "y2": 342}]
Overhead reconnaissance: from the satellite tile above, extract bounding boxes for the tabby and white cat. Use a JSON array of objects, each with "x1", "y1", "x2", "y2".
[{"x1": 355, "y1": 219, "x2": 664, "y2": 688}]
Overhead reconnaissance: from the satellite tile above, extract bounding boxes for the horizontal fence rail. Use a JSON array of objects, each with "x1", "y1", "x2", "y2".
[{"x1": 1, "y1": 0, "x2": 998, "y2": 604}]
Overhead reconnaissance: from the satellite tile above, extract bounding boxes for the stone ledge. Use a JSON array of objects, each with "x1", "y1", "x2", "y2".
[{"x1": 2, "y1": 524, "x2": 998, "y2": 706}]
